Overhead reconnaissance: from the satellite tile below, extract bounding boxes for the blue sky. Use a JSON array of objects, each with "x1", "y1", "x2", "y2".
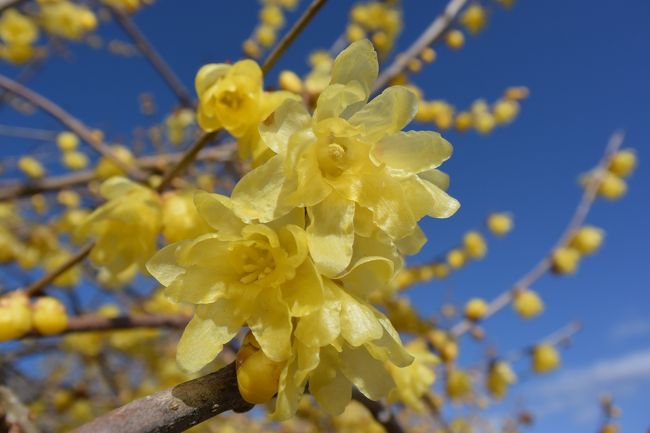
[{"x1": 1, "y1": 0, "x2": 649, "y2": 431}]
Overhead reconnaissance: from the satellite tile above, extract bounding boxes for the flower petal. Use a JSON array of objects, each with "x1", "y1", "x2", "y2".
[
  {"x1": 259, "y1": 99, "x2": 311, "y2": 154},
  {"x1": 281, "y1": 259, "x2": 324, "y2": 317},
  {"x1": 372, "y1": 131, "x2": 452, "y2": 174},
  {"x1": 307, "y1": 193, "x2": 355, "y2": 277},
  {"x1": 348, "y1": 86, "x2": 417, "y2": 142},
  {"x1": 339, "y1": 256, "x2": 395, "y2": 299},
  {"x1": 249, "y1": 287, "x2": 292, "y2": 362},
  {"x1": 193, "y1": 191, "x2": 243, "y2": 237},
  {"x1": 330, "y1": 39, "x2": 378, "y2": 100},
  {"x1": 339, "y1": 345, "x2": 395, "y2": 400}
]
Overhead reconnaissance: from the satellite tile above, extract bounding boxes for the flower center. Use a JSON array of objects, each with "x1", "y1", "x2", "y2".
[
  {"x1": 231, "y1": 242, "x2": 277, "y2": 285},
  {"x1": 219, "y1": 90, "x2": 243, "y2": 110}
]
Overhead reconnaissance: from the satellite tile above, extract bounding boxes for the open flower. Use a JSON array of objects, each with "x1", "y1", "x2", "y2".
[
  {"x1": 195, "y1": 59, "x2": 296, "y2": 161},
  {"x1": 77, "y1": 177, "x2": 162, "y2": 277},
  {"x1": 231, "y1": 40, "x2": 459, "y2": 277}
]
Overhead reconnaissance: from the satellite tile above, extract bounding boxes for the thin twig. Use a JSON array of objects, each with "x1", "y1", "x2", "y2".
[
  {"x1": 351, "y1": 389, "x2": 405, "y2": 433},
  {"x1": 450, "y1": 132, "x2": 625, "y2": 337},
  {"x1": 24, "y1": 243, "x2": 94, "y2": 296},
  {"x1": 0, "y1": 124, "x2": 58, "y2": 141},
  {"x1": 373, "y1": 0, "x2": 469, "y2": 92},
  {"x1": 261, "y1": 0, "x2": 329, "y2": 74},
  {"x1": 156, "y1": 131, "x2": 219, "y2": 192},
  {"x1": 70, "y1": 363, "x2": 253, "y2": 433},
  {"x1": 0, "y1": 73, "x2": 146, "y2": 180},
  {"x1": 109, "y1": 7, "x2": 194, "y2": 108}
]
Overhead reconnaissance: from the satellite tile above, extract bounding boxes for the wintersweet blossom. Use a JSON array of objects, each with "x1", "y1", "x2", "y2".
[
  {"x1": 231, "y1": 40, "x2": 459, "y2": 277},
  {"x1": 77, "y1": 177, "x2": 162, "y2": 277},
  {"x1": 195, "y1": 59, "x2": 296, "y2": 161}
]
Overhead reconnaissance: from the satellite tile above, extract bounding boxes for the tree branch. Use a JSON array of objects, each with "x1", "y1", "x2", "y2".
[
  {"x1": 24, "y1": 243, "x2": 94, "y2": 297},
  {"x1": 373, "y1": 0, "x2": 469, "y2": 92},
  {"x1": 450, "y1": 131, "x2": 625, "y2": 337},
  {"x1": 0, "y1": 74, "x2": 147, "y2": 181},
  {"x1": 109, "y1": 7, "x2": 194, "y2": 108},
  {"x1": 70, "y1": 363, "x2": 253, "y2": 433},
  {"x1": 351, "y1": 389, "x2": 405, "y2": 433}
]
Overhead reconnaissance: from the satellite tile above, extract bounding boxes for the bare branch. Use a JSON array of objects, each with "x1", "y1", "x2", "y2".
[
  {"x1": 109, "y1": 7, "x2": 194, "y2": 108},
  {"x1": 373, "y1": 0, "x2": 469, "y2": 92},
  {"x1": 450, "y1": 132, "x2": 625, "y2": 337},
  {"x1": 351, "y1": 389, "x2": 405, "y2": 433},
  {"x1": 70, "y1": 363, "x2": 253, "y2": 433},
  {"x1": 261, "y1": 0, "x2": 329, "y2": 74},
  {"x1": 24, "y1": 243, "x2": 94, "y2": 297},
  {"x1": 0, "y1": 386, "x2": 41, "y2": 433},
  {"x1": 0, "y1": 74, "x2": 147, "y2": 181}
]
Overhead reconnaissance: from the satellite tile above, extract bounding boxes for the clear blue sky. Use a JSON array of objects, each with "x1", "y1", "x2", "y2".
[{"x1": 1, "y1": 0, "x2": 649, "y2": 431}]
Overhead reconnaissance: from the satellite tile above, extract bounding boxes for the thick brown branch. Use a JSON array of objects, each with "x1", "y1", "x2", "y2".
[
  {"x1": 0, "y1": 74, "x2": 146, "y2": 181},
  {"x1": 60, "y1": 313, "x2": 190, "y2": 335},
  {"x1": 373, "y1": 0, "x2": 469, "y2": 92},
  {"x1": 109, "y1": 7, "x2": 194, "y2": 108},
  {"x1": 70, "y1": 363, "x2": 253, "y2": 433},
  {"x1": 351, "y1": 389, "x2": 405, "y2": 433},
  {"x1": 450, "y1": 132, "x2": 625, "y2": 337}
]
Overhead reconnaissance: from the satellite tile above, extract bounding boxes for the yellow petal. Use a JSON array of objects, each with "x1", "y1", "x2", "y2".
[
  {"x1": 195, "y1": 63, "x2": 231, "y2": 96},
  {"x1": 314, "y1": 82, "x2": 367, "y2": 121},
  {"x1": 249, "y1": 287, "x2": 292, "y2": 362},
  {"x1": 339, "y1": 345, "x2": 395, "y2": 400},
  {"x1": 295, "y1": 293, "x2": 342, "y2": 347},
  {"x1": 307, "y1": 193, "x2": 355, "y2": 277},
  {"x1": 331, "y1": 39, "x2": 378, "y2": 100},
  {"x1": 339, "y1": 256, "x2": 395, "y2": 299},
  {"x1": 349, "y1": 86, "x2": 417, "y2": 142},
  {"x1": 193, "y1": 191, "x2": 243, "y2": 237},
  {"x1": 418, "y1": 168, "x2": 450, "y2": 191},
  {"x1": 339, "y1": 290, "x2": 383, "y2": 346},
  {"x1": 259, "y1": 99, "x2": 311, "y2": 154},
  {"x1": 281, "y1": 259, "x2": 323, "y2": 317},
  {"x1": 232, "y1": 154, "x2": 295, "y2": 222},
  {"x1": 310, "y1": 348, "x2": 353, "y2": 414},
  {"x1": 372, "y1": 131, "x2": 452, "y2": 175}
]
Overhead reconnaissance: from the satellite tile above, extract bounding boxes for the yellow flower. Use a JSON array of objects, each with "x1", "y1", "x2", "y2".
[
  {"x1": 460, "y1": 3, "x2": 487, "y2": 34},
  {"x1": 608, "y1": 149, "x2": 637, "y2": 178},
  {"x1": 32, "y1": 296, "x2": 68, "y2": 335},
  {"x1": 446, "y1": 369, "x2": 472, "y2": 400},
  {"x1": 78, "y1": 177, "x2": 162, "y2": 277},
  {"x1": 195, "y1": 59, "x2": 296, "y2": 161},
  {"x1": 387, "y1": 339, "x2": 438, "y2": 412},
  {"x1": 486, "y1": 361, "x2": 516, "y2": 398},
  {"x1": 532, "y1": 344, "x2": 560, "y2": 373},
  {"x1": 39, "y1": 1, "x2": 97, "y2": 41},
  {"x1": 551, "y1": 247, "x2": 580, "y2": 274},
  {"x1": 0, "y1": 9, "x2": 39, "y2": 46},
  {"x1": 231, "y1": 40, "x2": 459, "y2": 277},
  {"x1": 464, "y1": 298, "x2": 488, "y2": 321},
  {"x1": 487, "y1": 212, "x2": 513, "y2": 236},
  {"x1": 513, "y1": 289, "x2": 543, "y2": 319},
  {"x1": 463, "y1": 230, "x2": 487, "y2": 259},
  {"x1": 161, "y1": 190, "x2": 212, "y2": 243},
  {"x1": 569, "y1": 226, "x2": 604, "y2": 255}
]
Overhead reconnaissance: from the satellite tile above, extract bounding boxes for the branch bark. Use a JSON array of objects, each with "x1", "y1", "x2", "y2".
[{"x1": 70, "y1": 363, "x2": 253, "y2": 433}]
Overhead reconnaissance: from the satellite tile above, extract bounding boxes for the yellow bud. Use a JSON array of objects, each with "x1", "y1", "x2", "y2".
[
  {"x1": 513, "y1": 289, "x2": 544, "y2": 319},
  {"x1": 432, "y1": 263, "x2": 450, "y2": 279},
  {"x1": 608, "y1": 149, "x2": 637, "y2": 178},
  {"x1": 486, "y1": 361, "x2": 516, "y2": 399},
  {"x1": 447, "y1": 248, "x2": 466, "y2": 269},
  {"x1": 420, "y1": 47, "x2": 436, "y2": 63},
  {"x1": 597, "y1": 172, "x2": 627, "y2": 200},
  {"x1": 242, "y1": 38, "x2": 261, "y2": 58},
  {"x1": 504, "y1": 86, "x2": 529, "y2": 100},
  {"x1": 62, "y1": 151, "x2": 89, "y2": 170},
  {"x1": 445, "y1": 29, "x2": 465, "y2": 50},
  {"x1": 236, "y1": 348, "x2": 283, "y2": 404},
  {"x1": 492, "y1": 99, "x2": 520, "y2": 124},
  {"x1": 460, "y1": 3, "x2": 487, "y2": 34},
  {"x1": 551, "y1": 247, "x2": 581, "y2": 274},
  {"x1": 569, "y1": 226, "x2": 604, "y2": 255},
  {"x1": 94, "y1": 145, "x2": 134, "y2": 179},
  {"x1": 56, "y1": 131, "x2": 79, "y2": 151},
  {"x1": 454, "y1": 111, "x2": 473, "y2": 132},
  {"x1": 31, "y1": 194, "x2": 47, "y2": 214},
  {"x1": 601, "y1": 424, "x2": 619, "y2": 433},
  {"x1": 346, "y1": 24, "x2": 365, "y2": 42},
  {"x1": 372, "y1": 31, "x2": 389, "y2": 51},
  {"x1": 0, "y1": 293, "x2": 32, "y2": 341},
  {"x1": 18, "y1": 156, "x2": 45, "y2": 178},
  {"x1": 278, "y1": 70, "x2": 303, "y2": 94},
  {"x1": 57, "y1": 190, "x2": 81, "y2": 208},
  {"x1": 487, "y1": 212, "x2": 513, "y2": 236},
  {"x1": 255, "y1": 25, "x2": 276, "y2": 48},
  {"x1": 427, "y1": 329, "x2": 448, "y2": 350},
  {"x1": 260, "y1": 5, "x2": 284, "y2": 27},
  {"x1": 440, "y1": 341, "x2": 458, "y2": 362},
  {"x1": 474, "y1": 113, "x2": 496, "y2": 134},
  {"x1": 32, "y1": 296, "x2": 68, "y2": 335},
  {"x1": 532, "y1": 344, "x2": 560, "y2": 373},
  {"x1": 464, "y1": 298, "x2": 488, "y2": 321},
  {"x1": 446, "y1": 369, "x2": 472, "y2": 400},
  {"x1": 463, "y1": 231, "x2": 487, "y2": 259},
  {"x1": 407, "y1": 58, "x2": 422, "y2": 73}
]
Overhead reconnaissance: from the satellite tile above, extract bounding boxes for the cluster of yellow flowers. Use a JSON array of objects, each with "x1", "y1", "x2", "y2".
[
  {"x1": 38, "y1": 0, "x2": 97, "y2": 41},
  {"x1": 243, "y1": 0, "x2": 300, "y2": 58},
  {"x1": 165, "y1": 108, "x2": 195, "y2": 146},
  {"x1": 0, "y1": 8, "x2": 39, "y2": 64},
  {"x1": 0, "y1": 292, "x2": 68, "y2": 341},
  {"x1": 346, "y1": 1, "x2": 402, "y2": 56},
  {"x1": 57, "y1": 131, "x2": 90, "y2": 170},
  {"x1": 140, "y1": 40, "x2": 460, "y2": 418},
  {"x1": 552, "y1": 225, "x2": 605, "y2": 274},
  {"x1": 595, "y1": 148, "x2": 637, "y2": 200},
  {"x1": 414, "y1": 86, "x2": 528, "y2": 133}
]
